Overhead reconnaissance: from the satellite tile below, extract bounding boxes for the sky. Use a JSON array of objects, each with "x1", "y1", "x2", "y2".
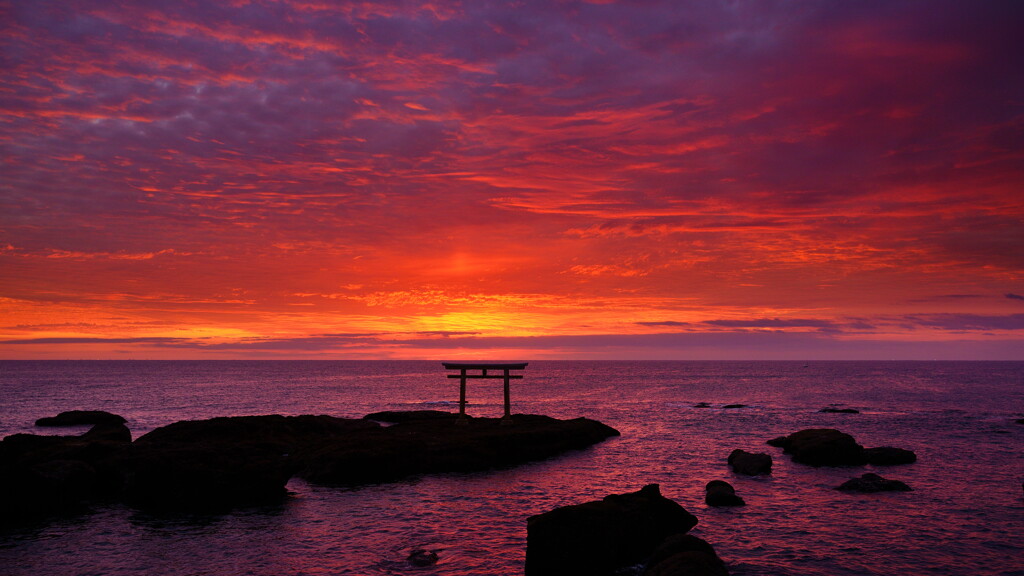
[{"x1": 1, "y1": 0, "x2": 1023, "y2": 360}]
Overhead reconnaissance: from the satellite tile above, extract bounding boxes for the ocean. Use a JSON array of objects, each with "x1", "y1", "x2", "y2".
[{"x1": 1, "y1": 360, "x2": 1022, "y2": 576}]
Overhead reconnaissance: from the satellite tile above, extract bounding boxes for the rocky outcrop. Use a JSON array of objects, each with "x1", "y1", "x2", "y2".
[
  {"x1": 864, "y1": 446, "x2": 917, "y2": 465},
  {"x1": 769, "y1": 429, "x2": 917, "y2": 469},
  {"x1": 705, "y1": 480, "x2": 744, "y2": 507},
  {"x1": 768, "y1": 428, "x2": 867, "y2": 466},
  {"x1": 4, "y1": 411, "x2": 620, "y2": 518},
  {"x1": 837, "y1": 473, "x2": 912, "y2": 493},
  {"x1": 301, "y1": 413, "x2": 619, "y2": 485},
  {"x1": 526, "y1": 484, "x2": 699, "y2": 576},
  {"x1": 0, "y1": 422, "x2": 132, "y2": 523},
  {"x1": 644, "y1": 534, "x2": 730, "y2": 576},
  {"x1": 727, "y1": 449, "x2": 772, "y2": 475},
  {"x1": 35, "y1": 410, "x2": 126, "y2": 427}
]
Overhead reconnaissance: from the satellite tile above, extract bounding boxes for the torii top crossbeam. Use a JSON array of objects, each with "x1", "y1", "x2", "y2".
[{"x1": 442, "y1": 362, "x2": 528, "y2": 422}]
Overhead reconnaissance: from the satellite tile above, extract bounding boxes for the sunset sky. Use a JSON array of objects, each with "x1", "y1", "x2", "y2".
[{"x1": 2, "y1": 0, "x2": 1023, "y2": 360}]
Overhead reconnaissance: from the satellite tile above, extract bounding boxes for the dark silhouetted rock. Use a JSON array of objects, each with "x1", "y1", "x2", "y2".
[
  {"x1": 121, "y1": 414, "x2": 382, "y2": 511},
  {"x1": 818, "y1": 407, "x2": 859, "y2": 414},
  {"x1": 119, "y1": 412, "x2": 618, "y2": 511},
  {"x1": 526, "y1": 484, "x2": 698, "y2": 576},
  {"x1": 772, "y1": 428, "x2": 866, "y2": 466},
  {"x1": 301, "y1": 414, "x2": 620, "y2": 485},
  {"x1": 705, "y1": 480, "x2": 744, "y2": 507},
  {"x1": 35, "y1": 410, "x2": 126, "y2": 427},
  {"x1": 727, "y1": 449, "x2": 772, "y2": 475},
  {"x1": 0, "y1": 422, "x2": 132, "y2": 523},
  {"x1": 722, "y1": 404, "x2": 746, "y2": 409},
  {"x1": 1015, "y1": 418, "x2": 1024, "y2": 424},
  {"x1": 693, "y1": 402, "x2": 711, "y2": 408},
  {"x1": 5, "y1": 411, "x2": 620, "y2": 517},
  {"x1": 864, "y1": 446, "x2": 917, "y2": 465},
  {"x1": 837, "y1": 473, "x2": 912, "y2": 493},
  {"x1": 766, "y1": 436, "x2": 789, "y2": 448},
  {"x1": 407, "y1": 549, "x2": 439, "y2": 566},
  {"x1": 364, "y1": 410, "x2": 461, "y2": 423},
  {"x1": 644, "y1": 534, "x2": 730, "y2": 576}
]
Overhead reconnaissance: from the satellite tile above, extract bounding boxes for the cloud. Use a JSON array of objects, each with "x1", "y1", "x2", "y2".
[
  {"x1": 1007, "y1": 293, "x2": 1024, "y2": 301},
  {"x1": 2, "y1": 1, "x2": 1023, "y2": 359},
  {"x1": 901, "y1": 314, "x2": 1024, "y2": 331},
  {"x1": 702, "y1": 318, "x2": 839, "y2": 329}
]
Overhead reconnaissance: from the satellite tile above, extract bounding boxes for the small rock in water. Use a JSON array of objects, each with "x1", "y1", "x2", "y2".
[
  {"x1": 818, "y1": 407, "x2": 860, "y2": 414},
  {"x1": 407, "y1": 549, "x2": 439, "y2": 567},
  {"x1": 864, "y1": 446, "x2": 917, "y2": 465},
  {"x1": 728, "y1": 449, "x2": 772, "y2": 475},
  {"x1": 722, "y1": 404, "x2": 747, "y2": 409},
  {"x1": 35, "y1": 410, "x2": 126, "y2": 427},
  {"x1": 837, "y1": 473, "x2": 912, "y2": 493},
  {"x1": 693, "y1": 402, "x2": 712, "y2": 408},
  {"x1": 771, "y1": 428, "x2": 867, "y2": 466},
  {"x1": 705, "y1": 480, "x2": 745, "y2": 507}
]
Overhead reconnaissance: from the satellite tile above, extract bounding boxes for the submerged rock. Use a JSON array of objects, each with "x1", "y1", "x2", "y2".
[
  {"x1": 644, "y1": 534, "x2": 730, "y2": 576},
  {"x1": 727, "y1": 449, "x2": 772, "y2": 475},
  {"x1": 722, "y1": 404, "x2": 747, "y2": 409},
  {"x1": 818, "y1": 407, "x2": 860, "y2": 414},
  {"x1": 407, "y1": 548, "x2": 439, "y2": 566},
  {"x1": 705, "y1": 480, "x2": 745, "y2": 507},
  {"x1": 526, "y1": 484, "x2": 698, "y2": 576},
  {"x1": 837, "y1": 473, "x2": 912, "y2": 493},
  {"x1": 864, "y1": 446, "x2": 917, "y2": 466},
  {"x1": 36, "y1": 410, "x2": 126, "y2": 427}
]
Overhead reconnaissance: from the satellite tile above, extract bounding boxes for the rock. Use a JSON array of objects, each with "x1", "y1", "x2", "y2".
[
  {"x1": 301, "y1": 414, "x2": 620, "y2": 485},
  {"x1": 766, "y1": 436, "x2": 789, "y2": 448},
  {"x1": 0, "y1": 422, "x2": 132, "y2": 523},
  {"x1": 693, "y1": 402, "x2": 712, "y2": 408},
  {"x1": 407, "y1": 549, "x2": 439, "y2": 566},
  {"x1": 644, "y1": 534, "x2": 730, "y2": 576},
  {"x1": 5, "y1": 411, "x2": 621, "y2": 517},
  {"x1": 818, "y1": 407, "x2": 860, "y2": 414},
  {"x1": 526, "y1": 484, "x2": 698, "y2": 576},
  {"x1": 722, "y1": 404, "x2": 746, "y2": 409},
  {"x1": 1015, "y1": 418, "x2": 1024, "y2": 424},
  {"x1": 864, "y1": 446, "x2": 917, "y2": 466},
  {"x1": 704, "y1": 480, "x2": 744, "y2": 507},
  {"x1": 727, "y1": 449, "x2": 772, "y2": 475},
  {"x1": 364, "y1": 410, "x2": 461, "y2": 423},
  {"x1": 120, "y1": 412, "x2": 619, "y2": 511},
  {"x1": 120, "y1": 414, "x2": 382, "y2": 511},
  {"x1": 837, "y1": 473, "x2": 912, "y2": 493},
  {"x1": 35, "y1": 410, "x2": 126, "y2": 427},
  {"x1": 773, "y1": 428, "x2": 866, "y2": 466}
]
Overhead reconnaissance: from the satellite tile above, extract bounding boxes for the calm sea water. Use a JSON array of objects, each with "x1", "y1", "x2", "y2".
[{"x1": 1, "y1": 360, "x2": 1022, "y2": 576}]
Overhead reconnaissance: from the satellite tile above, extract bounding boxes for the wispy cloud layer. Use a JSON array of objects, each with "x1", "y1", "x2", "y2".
[{"x1": 2, "y1": 1, "x2": 1023, "y2": 358}]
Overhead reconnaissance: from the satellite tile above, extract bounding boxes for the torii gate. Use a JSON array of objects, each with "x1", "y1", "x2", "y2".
[{"x1": 442, "y1": 362, "x2": 528, "y2": 424}]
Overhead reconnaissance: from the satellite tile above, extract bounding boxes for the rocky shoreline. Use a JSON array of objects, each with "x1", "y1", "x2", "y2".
[
  {"x1": 3, "y1": 411, "x2": 928, "y2": 575},
  {"x1": 1, "y1": 410, "x2": 619, "y2": 518}
]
